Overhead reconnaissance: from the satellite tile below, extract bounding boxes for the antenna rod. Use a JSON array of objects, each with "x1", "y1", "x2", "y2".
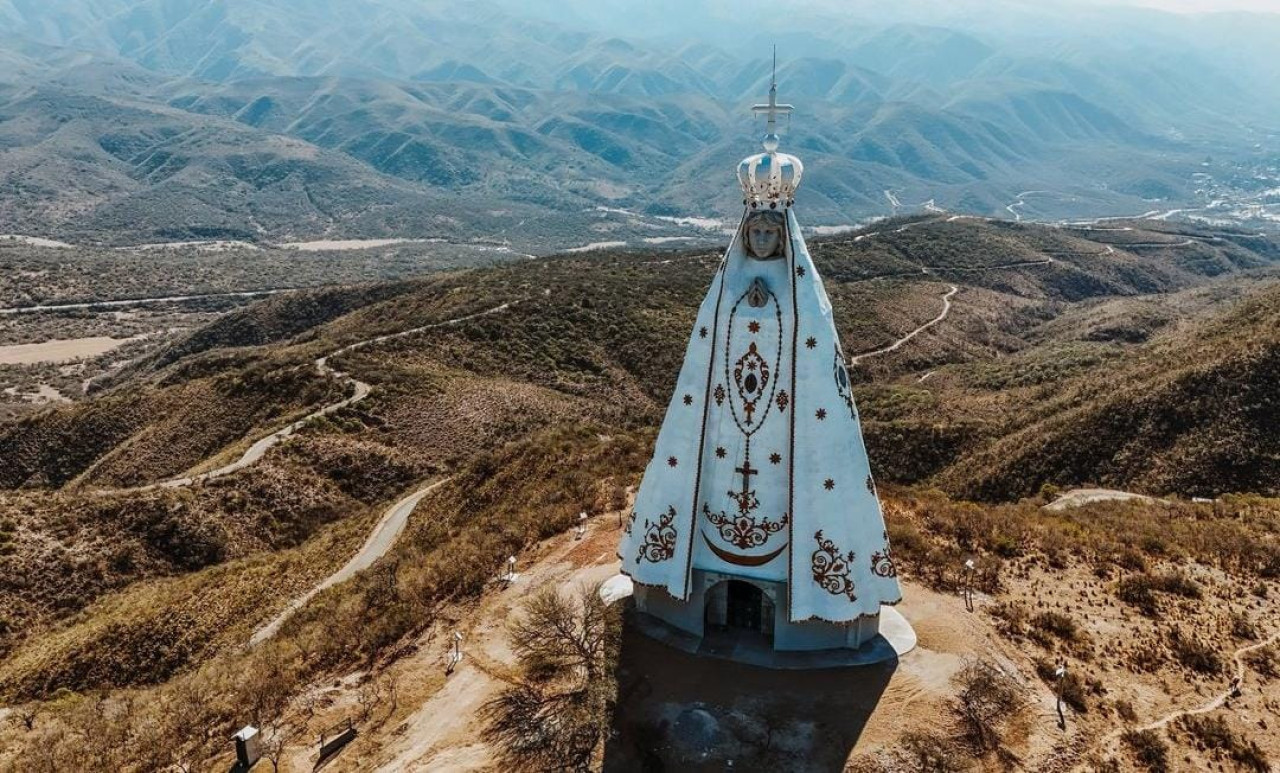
[{"x1": 752, "y1": 45, "x2": 794, "y2": 153}]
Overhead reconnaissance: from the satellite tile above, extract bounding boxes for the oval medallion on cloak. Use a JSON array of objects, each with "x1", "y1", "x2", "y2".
[{"x1": 725, "y1": 280, "x2": 783, "y2": 435}]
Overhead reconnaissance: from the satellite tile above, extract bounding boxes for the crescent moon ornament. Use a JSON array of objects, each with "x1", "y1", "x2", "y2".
[{"x1": 702, "y1": 530, "x2": 787, "y2": 567}]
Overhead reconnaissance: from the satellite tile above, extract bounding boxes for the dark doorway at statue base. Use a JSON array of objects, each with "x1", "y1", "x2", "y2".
[
  {"x1": 726, "y1": 580, "x2": 763, "y2": 631},
  {"x1": 629, "y1": 569, "x2": 916, "y2": 667}
]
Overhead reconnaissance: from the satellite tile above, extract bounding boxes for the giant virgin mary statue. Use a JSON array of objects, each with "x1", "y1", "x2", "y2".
[{"x1": 617, "y1": 76, "x2": 902, "y2": 653}]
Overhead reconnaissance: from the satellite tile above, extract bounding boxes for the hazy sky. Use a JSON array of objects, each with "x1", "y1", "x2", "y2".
[{"x1": 1107, "y1": 0, "x2": 1280, "y2": 10}]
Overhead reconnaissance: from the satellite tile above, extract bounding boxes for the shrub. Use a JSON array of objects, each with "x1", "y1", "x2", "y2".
[
  {"x1": 1177, "y1": 715, "x2": 1270, "y2": 773},
  {"x1": 1243, "y1": 644, "x2": 1278, "y2": 679},
  {"x1": 1229, "y1": 611, "x2": 1258, "y2": 641},
  {"x1": 1113, "y1": 700, "x2": 1138, "y2": 722},
  {"x1": 1115, "y1": 548, "x2": 1148, "y2": 572},
  {"x1": 898, "y1": 730, "x2": 970, "y2": 772},
  {"x1": 987, "y1": 600, "x2": 1028, "y2": 638},
  {"x1": 1115, "y1": 577, "x2": 1159, "y2": 616},
  {"x1": 952, "y1": 660, "x2": 1027, "y2": 752},
  {"x1": 1167, "y1": 627, "x2": 1223, "y2": 675},
  {"x1": 1122, "y1": 729, "x2": 1169, "y2": 772},
  {"x1": 1128, "y1": 641, "x2": 1165, "y2": 673},
  {"x1": 1034, "y1": 659, "x2": 1089, "y2": 714},
  {"x1": 1116, "y1": 571, "x2": 1201, "y2": 618},
  {"x1": 1031, "y1": 611, "x2": 1080, "y2": 642}
]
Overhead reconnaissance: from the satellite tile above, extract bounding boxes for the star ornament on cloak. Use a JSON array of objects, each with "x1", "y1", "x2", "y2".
[{"x1": 618, "y1": 53, "x2": 902, "y2": 626}]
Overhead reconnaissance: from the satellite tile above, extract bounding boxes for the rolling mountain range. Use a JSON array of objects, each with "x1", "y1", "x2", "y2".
[{"x1": 1, "y1": 0, "x2": 1278, "y2": 247}]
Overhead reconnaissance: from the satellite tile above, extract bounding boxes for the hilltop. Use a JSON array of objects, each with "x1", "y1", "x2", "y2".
[
  {"x1": 0, "y1": 215, "x2": 1277, "y2": 771},
  {"x1": 1, "y1": 213, "x2": 1277, "y2": 643}
]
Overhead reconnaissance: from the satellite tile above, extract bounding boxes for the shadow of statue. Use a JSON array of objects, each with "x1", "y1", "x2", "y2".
[{"x1": 603, "y1": 609, "x2": 897, "y2": 772}]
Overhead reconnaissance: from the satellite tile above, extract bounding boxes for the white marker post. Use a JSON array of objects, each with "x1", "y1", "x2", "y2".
[
  {"x1": 502, "y1": 555, "x2": 518, "y2": 586},
  {"x1": 1054, "y1": 663, "x2": 1068, "y2": 728},
  {"x1": 576, "y1": 512, "x2": 588, "y2": 540},
  {"x1": 963, "y1": 558, "x2": 976, "y2": 612},
  {"x1": 446, "y1": 631, "x2": 464, "y2": 674}
]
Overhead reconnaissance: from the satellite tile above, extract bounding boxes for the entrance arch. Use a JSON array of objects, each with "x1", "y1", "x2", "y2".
[
  {"x1": 727, "y1": 580, "x2": 764, "y2": 630},
  {"x1": 705, "y1": 578, "x2": 775, "y2": 639}
]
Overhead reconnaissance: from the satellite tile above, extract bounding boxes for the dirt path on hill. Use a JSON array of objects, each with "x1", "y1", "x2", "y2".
[
  {"x1": 1042, "y1": 488, "x2": 1162, "y2": 511},
  {"x1": 1068, "y1": 629, "x2": 1280, "y2": 771},
  {"x1": 0, "y1": 288, "x2": 295, "y2": 315},
  {"x1": 92, "y1": 301, "x2": 517, "y2": 495},
  {"x1": 248, "y1": 477, "x2": 451, "y2": 647},
  {"x1": 368, "y1": 516, "x2": 623, "y2": 772},
  {"x1": 850, "y1": 284, "x2": 958, "y2": 366}
]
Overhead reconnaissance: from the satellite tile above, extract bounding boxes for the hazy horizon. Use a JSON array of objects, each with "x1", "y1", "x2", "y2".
[{"x1": 1102, "y1": 0, "x2": 1280, "y2": 11}]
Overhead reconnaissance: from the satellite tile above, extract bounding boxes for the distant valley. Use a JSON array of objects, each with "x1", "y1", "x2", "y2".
[{"x1": 2, "y1": 0, "x2": 1279, "y2": 248}]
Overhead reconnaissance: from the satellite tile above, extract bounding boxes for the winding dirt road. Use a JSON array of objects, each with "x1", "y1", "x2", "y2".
[
  {"x1": 249, "y1": 478, "x2": 451, "y2": 647},
  {"x1": 1042, "y1": 488, "x2": 1161, "y2": 512},
  {"x1": 97, "y1": 301, "x2": 516, "y2": 495},
  {"x1": 0, "y1": 289, "x2": 296, "y2": 315},
  {"x1": 849, "y1": 284, "x2": 958, "y2": 366}
]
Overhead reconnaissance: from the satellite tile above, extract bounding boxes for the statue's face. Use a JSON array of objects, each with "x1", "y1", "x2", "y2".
[{"x1": 745, "y1": 216, "x2": 784, "y2": 259}]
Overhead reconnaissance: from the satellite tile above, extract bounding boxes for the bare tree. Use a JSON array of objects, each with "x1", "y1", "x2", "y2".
[
  {"x1": 241, "y1": 649, "x2": 290, "y2": 726},
  {"x1": 159, "y1": 680, "x2": 216, "y2": 773},
  {"x1": 299, "y1": 690, "x2": 323, "y2": 724},
  {"x1": 356, "y1": 676, "x2": 384, "y2": 723},
  {"x1": 382, "y1": 671, "x2": 400, "y2": 720},
  {"x1": 952, "y1": 660, "x2": 1027, "y2": 753},
  {"x1": 26, "y1": 723, "x2": 68, "y2": 773},
  {"x1": 260, "y1": 719, "x2": 291, "y2": 773},
  {"x1": 483, "y1": 583, "x2": 621, "y2": 772},
  {"x1": 506, "y1": 582, "x2": 617, "y2": 684}
]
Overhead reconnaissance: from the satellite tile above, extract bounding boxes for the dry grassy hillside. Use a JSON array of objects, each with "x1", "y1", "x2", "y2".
[
  {"x1": 0, "y1": 216, "x2": 1278, "y2": 771},
  {"x1": 1, "y1": 426, "x2": 1276, "y2": 771}
]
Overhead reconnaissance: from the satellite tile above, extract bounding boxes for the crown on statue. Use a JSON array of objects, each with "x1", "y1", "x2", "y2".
[
  {"x1": 738, "y1": 149, "x2": 804, "y2": 210},
  {"x1": 739, "y1": 50, "x2": 802, "y2": 209}
]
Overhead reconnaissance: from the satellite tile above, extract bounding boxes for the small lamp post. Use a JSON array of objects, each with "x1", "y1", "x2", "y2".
[
  {"x1": 447, "y1": 631, "x2": 464, "y2": 674},
  {"x1": 963, "y1": 558, "x2": 976, "y2": 612},
  {"x1": 1054, "y1": 662, "x2": 1068, "y2": 728},
  {"x1": 576, "y1": 512, "x2": 588, "y2": 540}
]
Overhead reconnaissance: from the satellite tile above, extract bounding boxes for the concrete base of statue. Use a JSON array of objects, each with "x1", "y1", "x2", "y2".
[{"x1": 626, "y1": 574, "x2": 915, "y2": 669}]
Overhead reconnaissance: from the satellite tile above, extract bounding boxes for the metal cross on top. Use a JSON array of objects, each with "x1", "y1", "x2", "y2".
[{"x1": 752, "y1": 46, "x2": 794, "y2": 153}]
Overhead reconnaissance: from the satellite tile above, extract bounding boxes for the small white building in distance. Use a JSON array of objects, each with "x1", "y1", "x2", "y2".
[{"x1": 616, "y1": 66, "x2": 910, "y2": 664}]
